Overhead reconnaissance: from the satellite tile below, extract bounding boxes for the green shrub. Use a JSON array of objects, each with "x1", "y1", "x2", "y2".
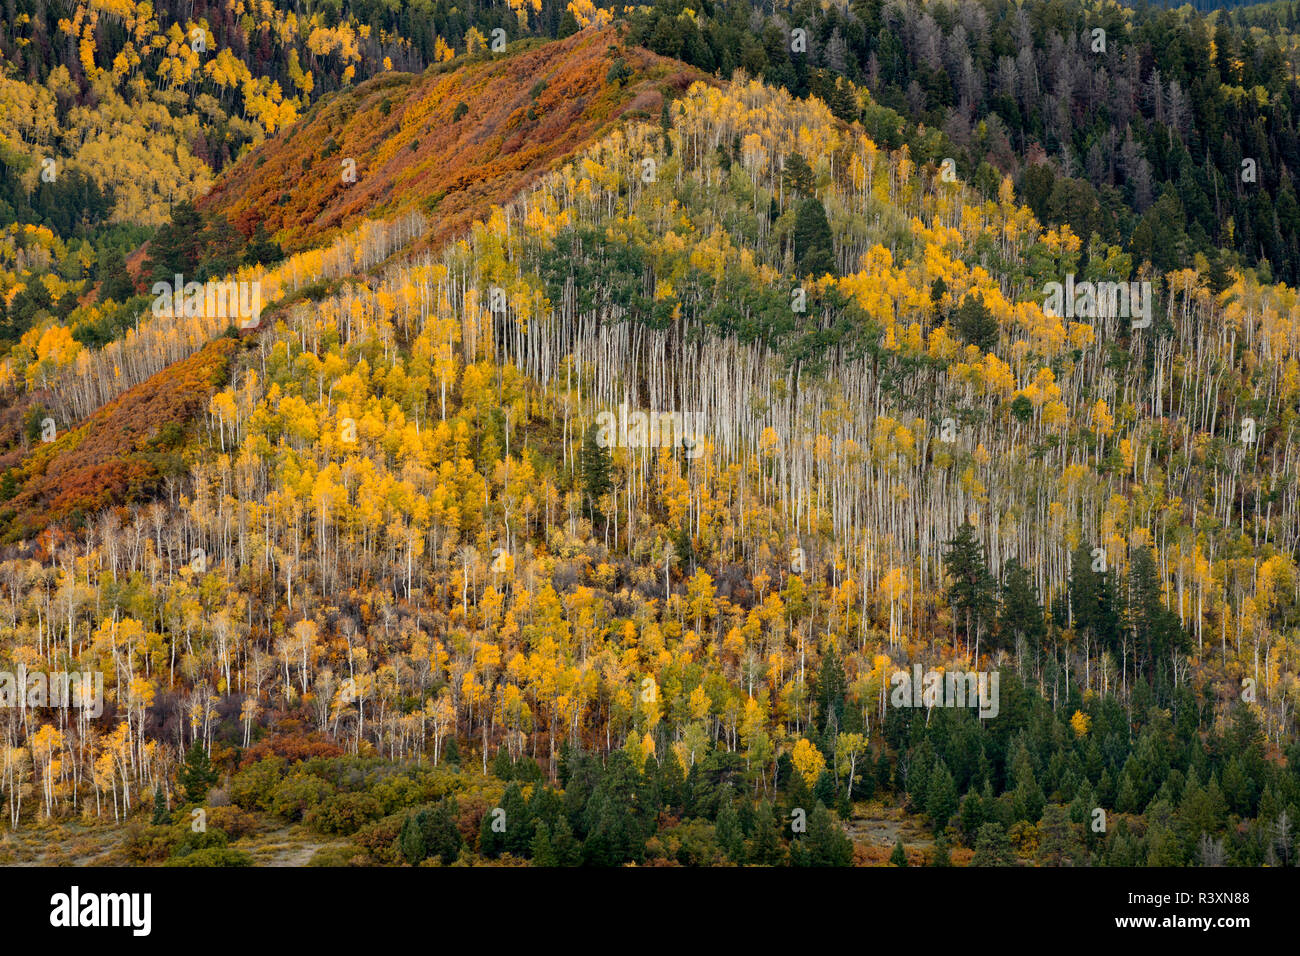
[
  {"x1": 122, "y1": 823, "x2": 180, "y2": 864},
  {"x1": 230, "y1": 756, "x2": 287, "y2": 811},
  {"x1": 207, "y1": 805, "x2": 259, "y2": 840},
  {"x1": 170, "y1": 825, "x2": 229, "y2": 859},
  {"x1": 352, "y1": 814, "x2": 407, "y2": 866},
  {"x1": 270, "y1": 774, "x2": 335, "y2": 821},
  {"x1": 307, "y1": 844, "x2": 367, "y2": 867},
  {"x1": 305, "y1": 792, "x2": 382, "y2": 835},
  {"x1": 399, "y1": 799, "x2": 462, "y2": 865},
  {"x1": 371, "y1": 768, "x2": 458, "y2": 814}
]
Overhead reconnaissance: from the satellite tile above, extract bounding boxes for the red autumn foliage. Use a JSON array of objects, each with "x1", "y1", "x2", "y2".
[
  {"x1": 2, "y1": 336, "x2": 238, "y2": 539},
  {"x1": 238, "y1": 732, "x2": 346, "y2": 769},
  {"x1": 201, "y1": 27, "x2": 707, "y2": 255}
]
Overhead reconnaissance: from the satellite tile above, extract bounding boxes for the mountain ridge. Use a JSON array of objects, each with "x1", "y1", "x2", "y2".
[{"x1": 201, "y1": 26, "x2": 707, "y2": 255}]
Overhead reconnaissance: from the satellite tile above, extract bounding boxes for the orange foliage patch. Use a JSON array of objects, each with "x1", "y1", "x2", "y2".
[
  {"x1": 237, "y1": 732, "x2": 346, "y2": 769},
  {"x1": 202, "y1": 27, "x2": 707, "y2": 255},
  {"x1": 1, "y1": 337, "x2": 238, "y2": 539}
]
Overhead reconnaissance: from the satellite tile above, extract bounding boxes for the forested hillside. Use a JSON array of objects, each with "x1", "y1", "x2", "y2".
[
  {"x1": 629, "y1": 0, "x2": 1300, "y2": 284},
  {"x1": 0, "y1": 3, "x2": 1298, "y2": 870},
  {"x1": 200, "y1": 27, "x2": 702, "y2": 252}
]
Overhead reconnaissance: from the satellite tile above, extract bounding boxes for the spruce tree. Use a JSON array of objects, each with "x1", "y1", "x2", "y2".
[
  {"x1": 815, "y1": 648, "x2": 847, "y2": 736},
  {"x1": 749, "y1": 800, "x2": 786, "y2": 866},
  {"x1": 972, "y1": 822, "x2": 1014, "y2": 866},
  {"x1": 145, "y1": 201, "x2": 205, "y2": 281},
  {"x1": 492, "y1": 746, "x2": 514, "y2": 780},
  {"x1": 929, "y1": 832, "x2": 952, "y2": 867},
  {"x1": 551, "y1": 817, "x2": 582, "y2": 866},
  {"x1": 151, "y1": 784, "x2": 169, "y2": 825},
  {"x1": 794, "y1": 803, "x2": 853, "y2": 867},
  {"x1": 580, "y1": 423, "x2": 612, "y2": 524},
  {"x1": 944, "y1": 522, "x2": 996, "y2": 657},
  {"x1": 953, "y1": 293, "x2": 998, "y2": 351},
  {"x1": 875, "y1": 751, "x2": 893, "y2": 794},
  {"x1": 998, "y1": 559, "x2": 1045, "y2": 656},
  {"x1": 889, "y1": 836, "x2": 908, "y2": 866},
  {"x1": 926, "y1": 760, "x2": 958, "y2": 831},
  {"x1": 426, "y1": 799, "x2": 463, "y2": 865},
  {"x1": 793, "y1": 197, "x2": 836, "y2": 277},
  {"x1": 400, "y1": 810, "x2": 428, "y2": 865},
  {"x1": 531, "y1": 821, "x2": 557, "y2": 866},
  {"x1": 782, "y1": 153, "x2": 815, "y2": 197},
  {"x1": 715, "y1": 792, "x2": 746, "y2": 863},
  {"x1": 959, "y1": 789, "x2": 986, "y2": 844},
  {"x1": 178, "y1": 741, "x2": 216, "y2": 805}
]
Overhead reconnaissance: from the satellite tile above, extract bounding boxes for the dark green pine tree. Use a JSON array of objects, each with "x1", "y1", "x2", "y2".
[
  {"x1": 972, "y1": 822, "x2": 1014, "y2": 866},
  {"x1": 874, "y1": 751, "x2": 893, "y2": 794},
  {"x1": 425, "y1": 799, "x2": 463, "y2": 865},
  {"x1": 96, "y1": 249, "x2": 137, "y2": 303},
  {"x1": 815, "y1": 647, "x2": 847, "y2": 736},
  {"x1": 1036, "y1": 804, "x2": 1082, "y2": 866},
  {"x1": 551, "y1": 817, "x2": 582, "y2": 867},
  {"x1": 1009, "y1": 742, "x2": 1046, "y2": 823},
  {"x1": 953, "y1": 293, "x2": 998, "y2": 351},
  {"x1": 827, "y1": 78, "x2": 858, "y2": 124},
  {"x1": 1069, "y1": 541, "x2": 1107, "y2": 650},
  {"x1": 998, "y1": 558, "x2": 1045, "y2": 656},
  {"x1": 657, "y1": 747, "x2": 686, "y2": 816},
  {"x1": 527, "y1": 784, "x2": 564, "y2": 834},
  {"x1": 495, "y1": 782, "x2": 534, "y2": 857},
  {"x1": 781, "y1": 152, "x2": 815, "y2": 197},
  {"x1": 146, "y1": 200, "x2": 206, "y2": 282},
  {"x1": 959, "y1": 788, "x2": 986, "y2": 844},
  {"x1": 400, "y1": 809, "x2": 428, "y2": 865},
  {"x1": 792, "y1": 197, "x2": 836, "y2": 277},
  {"x1": 505, "y1": 792, "x2": 534, "y2": 856},
  {"x1": 929, "y1": 277, "x2": 949, "y2": 317},
  {"x1": 403, "y1": 800, "x2": 463, "y2": 865},
  {"x1": 1105, "y1": 821, "x2": 1145, "y2": 866},
  {"x1": 605, "y1": 57, "x2": 633, "y2": 87},
  {"x1": 478, "y1": 808, "x2": 503, "y2": 858},
  {"x1": 749, "y1": 800, "x2": 786, "y2": 866},
  {"x1": 530, "y1": 821, "x2": 557, "y2": 866},
  {"x1": 659, "y1": 101, "x2": 674, "y2": 157},
  {"x1": 580, "y1": 423, "x2": 613, "y2": 526},
  {"x1": 944, "y1": 522, "x2": 996, "y2": 658},
  {"x1": 151, "y1": 784, "x2": 170, "y2": 825},
  {"x1": 491, "y1": 746, "x2": 514, "y2": 780},
  {"x1": 889, "y1": 836, "x2": 908, "y2": 866},
  {"x1": 929, "y1": 832, "x2": 952, "y2": 867},
  {"x1": 1129, "y1": 546, "x2": 1188, "y2": 678},
  {"x1": 715, "y1": 790, "x2": 746, "y2": 863},
  {"x1": 925, "y1": 760, "x2": 958, "y2": 831},
  {"x1": 581, "y1": 751, "x2": 647, "y2": 865},
  {"x1": 813, "y1": 769, "x2": 838, "y2": 809},
  {"x1": 242, "y1": 223, "x2": 283, "y2": 267},
  {"x1": 178, "y1": 741, "x2": 217, "y2": 805},
  {"x1": 793, "y1": 803, "x2": 853, "y2": 866}
]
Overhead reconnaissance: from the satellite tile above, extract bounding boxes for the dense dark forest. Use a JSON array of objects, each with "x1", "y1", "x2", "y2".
[{"x1": 626, "y1": 0, "x2": 1300, "y2": 285}]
